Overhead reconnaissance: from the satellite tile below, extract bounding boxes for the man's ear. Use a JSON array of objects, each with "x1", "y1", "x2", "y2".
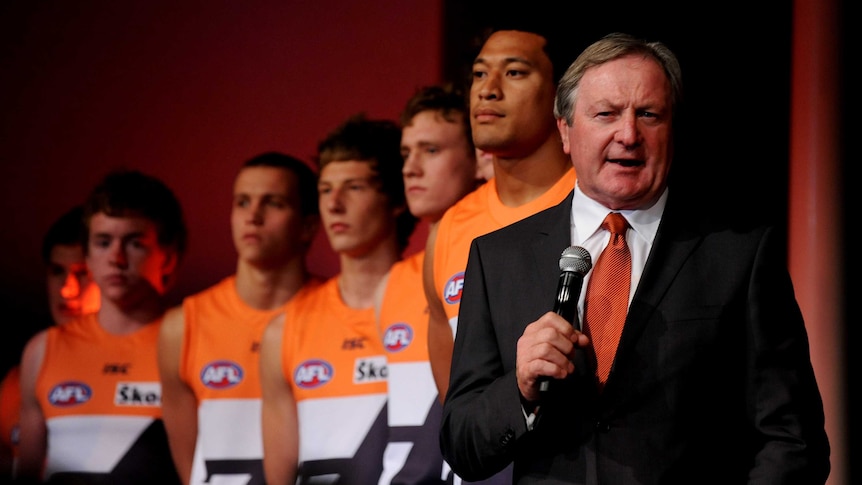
[
  {"x1": 556, "y1": 118, "x2": 572, "y2": 154},
  {"x1": 160, "y1": 249, "x2": 180, "y2": 290}
]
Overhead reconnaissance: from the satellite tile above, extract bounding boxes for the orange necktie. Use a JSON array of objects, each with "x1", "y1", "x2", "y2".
[{"x1": 584, "y1": 212, "x2": 631, "y2": 386}]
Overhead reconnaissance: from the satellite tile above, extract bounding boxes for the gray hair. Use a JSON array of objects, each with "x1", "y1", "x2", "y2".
[{"x1": 554, "y1": 32, "x2": 683, "y2": 125}]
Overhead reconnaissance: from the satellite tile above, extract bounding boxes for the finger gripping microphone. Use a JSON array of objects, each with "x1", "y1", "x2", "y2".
[{"x1": 539, "y1": 246, "x2": 592, "y2": 393}]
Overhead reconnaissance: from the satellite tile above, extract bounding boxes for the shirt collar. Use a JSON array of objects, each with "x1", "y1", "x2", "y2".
[{"x1": 571, "y1": 183, "x2": 667, "y2": 245}]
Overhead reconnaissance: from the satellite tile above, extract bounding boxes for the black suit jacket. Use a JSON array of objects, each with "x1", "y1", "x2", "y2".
[{"x1": 440, "y1": 190, "x2": 830, "y2": 484}]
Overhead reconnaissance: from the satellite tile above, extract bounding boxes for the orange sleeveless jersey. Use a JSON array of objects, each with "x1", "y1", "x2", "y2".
[
  {"x1": 35, "y1": 313, "x2": 179, "y2": 483},
  {"x1": 0, "y1": 365, "x2": 21, "y2": 474},
  {"x1": 281, "y1": 277, "x2": 388, "y2": 484},
  {"x1": 179, "y1": 275, "x2": 323, "y2": 485},
  {"x1": 378, "y1": 251, "x2": 447, "y2": 483},
  {"x1": 433, "y1": 169, "x2": 576, "y2": 333}
]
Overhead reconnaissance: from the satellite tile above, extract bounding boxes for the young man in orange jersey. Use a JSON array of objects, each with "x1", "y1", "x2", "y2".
[
  {"x1": 17, "y1": 170, "x2": 186, "y2": 483},
  {"x1": 425, "y1": 25, "x2": 577, "y2": 402},
  {"x1": 424, "y1": 24, "x2": 579, "y2": 485},
  {"x1": 260, "y1": 114, "x2": 416, "y2": 485},
  {"x1": 378, "y1": 84, "x2": 481, "y2": 484},
  {"x1": 0, "y1": 205, "x2": 99, "y2": 479},
  {"x1": 158, "y1": 152, "x2": 320, "y2": 485}
]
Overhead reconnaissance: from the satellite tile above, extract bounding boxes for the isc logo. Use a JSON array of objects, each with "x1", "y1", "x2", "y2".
[
  {"x1": 383, "y1": 323, "x2": 413, "y2": 352},
  {"x1": 115, "y1": 382, "x2": 161, "y2": 407},
  {"x1": 200, "y1": 361, "x2": 244, "y2": 389},
  {"x1": 443, "y1": 272, "x2": 465, "y2": 304},
  {"x1": 294, "y1": 360, "x2": 333, "y2": 389},
  {"x1": 354, "y1": 356, "x2": 387, "y2": 384},
  {"x1": 48, "y1": 381, "x2": 92, "y2": 407}
]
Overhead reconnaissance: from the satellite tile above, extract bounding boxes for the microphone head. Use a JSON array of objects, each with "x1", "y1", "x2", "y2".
[{"x1": 559, "y1": 246, "x2": 592, "y2": 276}]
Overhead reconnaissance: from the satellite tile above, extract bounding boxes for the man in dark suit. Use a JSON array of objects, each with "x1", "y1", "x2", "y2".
[{"x1": 440, "y1": 32, "x2": 830, "y2": 484}]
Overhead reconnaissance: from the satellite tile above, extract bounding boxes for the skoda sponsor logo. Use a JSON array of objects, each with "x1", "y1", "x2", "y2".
[
  {"x1": 200, "y1": 360, "x2": 244, "y2": 389},
  {"x1": 115, "y1": 382, "x2": 161, "y2": 407},
  {"x1": 443, "y1": 272, "x2": 465, "y2": 304},
  {"x1": 48, "y1": 381, "x2": 92, "y2": 407},
  {"x1": 383, "y1": 323, "x2": 413, "y2": 353},
  {"x1": 354, "y1": 355, "x2": 387, "y2": 384}
]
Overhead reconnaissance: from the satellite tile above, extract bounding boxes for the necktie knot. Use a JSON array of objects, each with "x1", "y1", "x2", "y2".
[{"x1": 603, "y1": 212, "x2": 629, "y2": 236}]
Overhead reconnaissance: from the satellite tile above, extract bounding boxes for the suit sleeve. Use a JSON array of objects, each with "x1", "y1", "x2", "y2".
[
  {"x1": 745, "y1": 226, "x2": 830, "y2": 483},
  {"x1": 439, "y1": 239, "x2": 529, "y2": 481}
]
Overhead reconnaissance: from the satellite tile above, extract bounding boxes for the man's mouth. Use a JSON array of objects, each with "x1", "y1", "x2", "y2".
[{"x1": 608, "y1": 158, "x2": 643, "y2": 168}]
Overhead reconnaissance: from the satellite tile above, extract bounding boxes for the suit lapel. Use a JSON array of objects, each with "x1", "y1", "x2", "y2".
[
  {"x1": 530, "y1": 192, "x2": 602, "y2": 391},
  {"x1": 530, "y1": 192, "x2": 575, "y2": 308}
]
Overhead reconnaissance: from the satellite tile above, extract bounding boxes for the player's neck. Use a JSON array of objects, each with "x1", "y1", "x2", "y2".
[
  {"x1": 234, "y1": 258, "x2": 308, "y2": 311},
  {"x1": 492, "y1": 134, "x2": 571, "y2": 207},
  {"x1": 96, "y1": 296, "x2": 164, "y2": 335},
  {"x1": 337, "y1": 240, "x2": 399, "y2": 309}
]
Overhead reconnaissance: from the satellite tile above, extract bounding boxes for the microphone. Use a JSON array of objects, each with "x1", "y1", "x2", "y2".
[{"x1": 539, "y1": 246, "x2": 592, "y2": 393}]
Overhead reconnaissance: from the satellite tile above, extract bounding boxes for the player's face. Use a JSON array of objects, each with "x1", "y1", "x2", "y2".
[
  {"x1": 401, "y1": 110, "x2": 477, "y2": 222},
  {"x1": 46, "y1": 244, "x2": 100, "y2": 325},
  {"x1": 470, "y1": 30, "x2": 558, "y2": 159},
  {"x1": 318, "y1": 160, "x2": 400, "y2": 257},
  {"x1": 231, "y1": 166, "x2": 316, "y2": 268},
  {"x1": 87, "y1": 213, "x2": 176, "y2": 306}
]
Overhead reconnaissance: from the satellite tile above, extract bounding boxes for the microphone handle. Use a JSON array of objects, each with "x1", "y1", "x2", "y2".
[
  {"x1": 539, "y1": 271, "x2": 582, "y2": 393},
  {"x1": 553, "y1": 271, "x2": 579, "y2": 326}
]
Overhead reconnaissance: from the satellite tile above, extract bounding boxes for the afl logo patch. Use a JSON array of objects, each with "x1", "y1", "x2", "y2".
[
  {"x1": 48, "y1": 381, "x2": 92, "y2": 407},
  {"x1": 443, "y1": 272, "x2": 465, "y2": 304},
  {"x1": 294, "y1": 359, "x2": 333, "y2": 389},
  {"x1": 200, "y1": 361, "x2": 244, "y2": 389},
  {"x1": 383, "y1": 323, "x2": 413, "y2": 352}
]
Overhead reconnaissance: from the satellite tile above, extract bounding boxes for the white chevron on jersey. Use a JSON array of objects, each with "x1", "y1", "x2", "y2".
[
  {"x1": 44, "y1": 415, "x2": 154, "y2": 476},
  {"x1": 189, "y1": 398, "x2": 263, "y2": 484},
  {"x1": 386, "y1": 361, "x2": 436, "y2": 427},
  {"x1": 297, "y1": 394, "x2": 386, "y2": 462}
]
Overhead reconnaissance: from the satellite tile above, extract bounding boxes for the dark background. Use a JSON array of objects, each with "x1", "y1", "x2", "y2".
[
  {"x1": 444, "y1": 1, "x2": 795, "y2": 226},
  {"x1": 1, "y1": 0, "x2": 853, "y2": 480}
]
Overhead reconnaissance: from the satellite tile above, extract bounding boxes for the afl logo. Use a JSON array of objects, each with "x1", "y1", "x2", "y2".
[
  {"x1": 383, "y1": 323, "x2": 413, "y2": 352},
  {"x1": 200, "y1": 361, "x2": 243, "y2": 389},
  {"x1": 294, "y1": 359, "x2": 333, "y2": 389},
  {"x1": 48, "y1": 381, "x2": 92, "y2": 407},
  {"x1": 443, "y1": 272, "x2": 465, "y2": 305}
]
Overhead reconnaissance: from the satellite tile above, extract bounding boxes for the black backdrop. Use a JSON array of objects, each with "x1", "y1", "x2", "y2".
[{"x1": 442, "y1": 1, "x2": 794, "y2": 228}]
